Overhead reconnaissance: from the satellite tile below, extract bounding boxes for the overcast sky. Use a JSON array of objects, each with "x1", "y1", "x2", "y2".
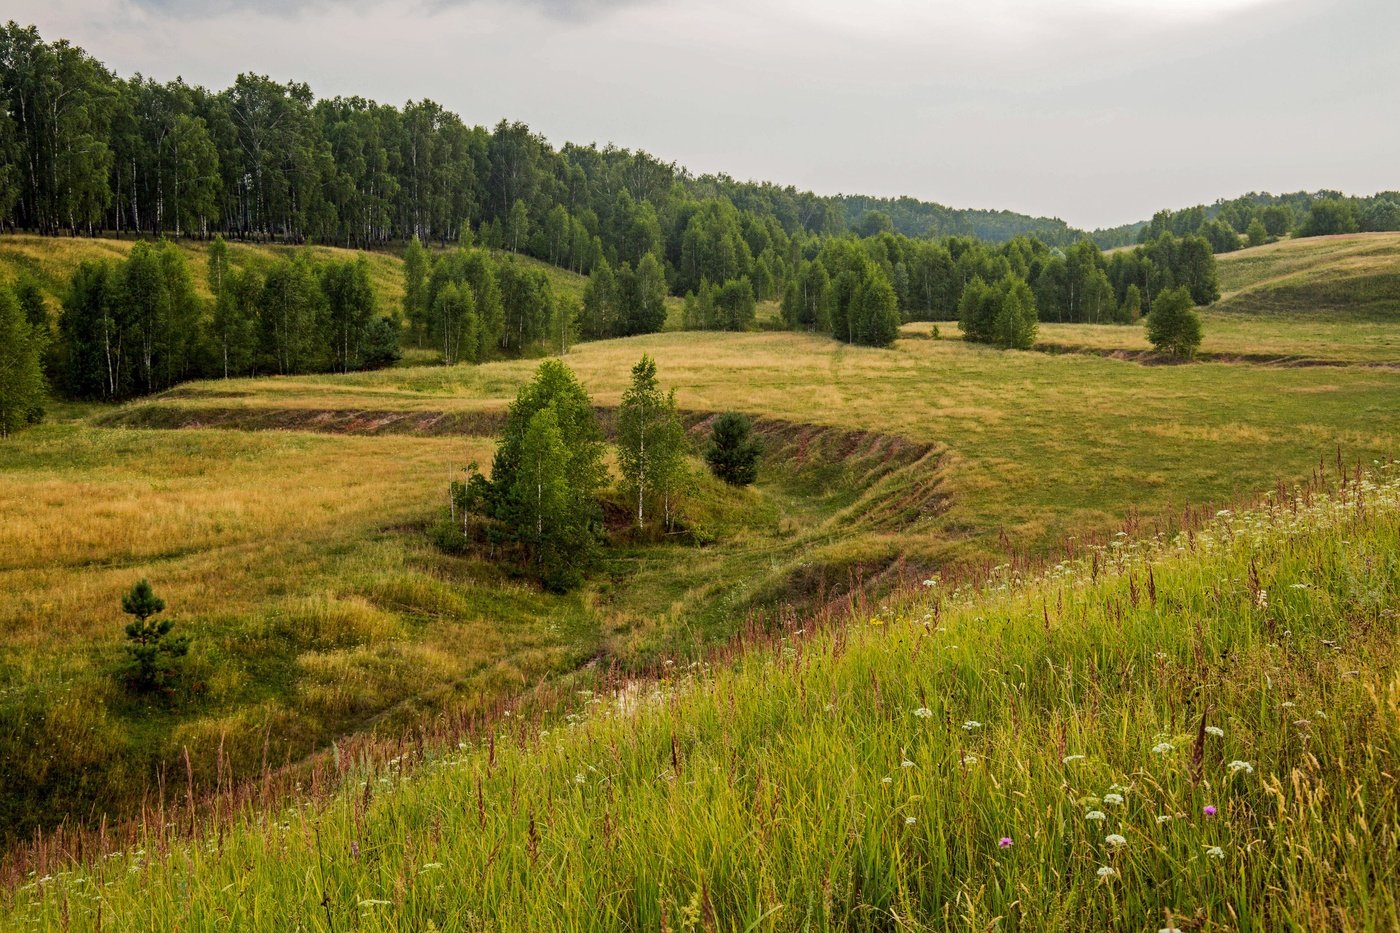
[{"x1": 10, "y1": 0, "x2": 1398, "y2": 229}]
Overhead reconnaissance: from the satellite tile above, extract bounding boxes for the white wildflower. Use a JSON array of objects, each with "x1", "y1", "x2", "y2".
[
  {"x1": 961, "y1": 720, "x2": 983, "y2": 731},
  {"x1": 913, "y1": 707, "x2": 934, "y2": 719},
  {"x1": 1156, "y1": 814, "x2": 1173, "y2": 824},
  {"x1": 962, "y1": 755, "x2": 978, "y2": 765},
  {"x1": 1105, "y1": 834, "x2": 1127, "y2": 847},
  {"x1": 1062, "y1": 754, "x2": 1086, "y2": 764},
  {"x1": 1086, "y1": 810, "x2": 1107, "y2": 822},
  {"x1": 1227, "y1": 760, "x2": 1254, "y2": 775},
  {"x1": 1205, "y1": 726, "x2": 1224, "y2": 738},
  {"x1": 1206, "y1": 846, "x2": 1225, "y2": 860},
  {"x1": 901, "y1": 760, "x2": 915, "y2": 769},
  {"x1": 905, "y1": 816, "x2": 917, "y2": 825},
  {"x1": 1152, "y1": 742, "x2": 1174, "y2": 754},
  {"x1": 1103, "y1": 793, "x2": 1124, "y2": 806},
  {"x1": 1096, "y1": 865, "x2": 1117, "y2": 878}
]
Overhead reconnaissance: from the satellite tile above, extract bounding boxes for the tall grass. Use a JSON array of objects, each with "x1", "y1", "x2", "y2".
[{"x1": 5, "y1": 464, "x2": 1397, "y2": 931}]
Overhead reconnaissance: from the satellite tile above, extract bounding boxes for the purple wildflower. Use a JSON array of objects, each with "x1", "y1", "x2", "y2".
[
  {"x1": 999, "y1": 837, "x2": 1013, "y2": 848},
  {"x1": 1203, "y1": 805, "x2": 1217, "y2": 817}
]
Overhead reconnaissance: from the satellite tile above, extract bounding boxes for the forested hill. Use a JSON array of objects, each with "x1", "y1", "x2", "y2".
[
  {"x1": 839, "y1": 194, "x2": 1081, "y2": 244},
  {"x1": 0, "y1": 22, "x2": 1084, "y2": 261}
]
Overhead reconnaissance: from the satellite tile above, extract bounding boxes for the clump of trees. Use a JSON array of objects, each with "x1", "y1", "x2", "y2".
[
  {"x1": 447, "y1": 355, "x2": 700, "y2": 588},
  {"x1": 958, "y1": 276, "x2": 1038, "y2": 350},
  {"x1": 49, "y1": 237, "x2": 400, "y2": 401},
  {"x1": 120, "y1": 579, "x2": 190, "y2": 695},
  {"x1": 1145, "y1": 286, "x2": 1204, "y2": 358},
  {"x1": 0, "y1": 283, "x2": 47, "y2": 438},
  {"x1": 451, "y1": 360, "x2": 607, "y2": 590},
  {"x1": 704, "y1": 412, "x2": 763, "y2": 486}
]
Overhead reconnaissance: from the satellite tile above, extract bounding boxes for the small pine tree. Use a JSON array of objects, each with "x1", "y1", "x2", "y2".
[
  {"x1": 705, "y1": 412, "x2": 762, "y2": 486},
  {"x1": 1145, "y1": 286, "x2": 1203, "y2": 359},
  {"x1": 120, "y1": 579, "x2": 190, "y2": 694}
]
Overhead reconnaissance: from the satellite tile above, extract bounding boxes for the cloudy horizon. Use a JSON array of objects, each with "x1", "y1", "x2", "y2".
[{"x1": 8, "y1": 0, "x2": 1398, "y2": 230}]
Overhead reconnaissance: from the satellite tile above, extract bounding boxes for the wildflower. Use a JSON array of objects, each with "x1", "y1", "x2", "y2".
[
  {"x1": 913, "y1": 707, "x2": 933, "y2": 718},
  {"x1": 999, "y1": 836, "x2": 1013, "y2": 848},
  {"x1": 1096, "y1": 865, "x2": 1117, "y2": 878},
  {"x1": 1103, "y1": 793, "x2": 1124, "y2": 806},
  {"x1": 962, "y1": 755, "x2": 978, "y2": 765},
  {"x1": 1062, "y1": 754, "x2": 1086, "y2": 764},
  {"x1": 1203, "y1": 805, "x2": 1217, "y2": 817},
  {"x1": 922, "y1": 579, "x2": 938, "y2": 588},
  {"x1": 1152, "y1": 742, "x2": 1174, "y2": 755},
  {"x1": 1105, "y1": 834, "x2": 1127, "y2": 847},
  {"x1": 961, "y1": 720, "x2": 983, "y2": 731},
  {"x1": 574, "y1": 773, "x2": 586, "y2": 785},
  {"x1": 1156, "y1": 815, "x2": 1173, "y2": 824},
  {"x1": 1086, "y1": 810, "x2": 1107, "y2": 822},
  {"x1": 881, "y1": 777, "x2": 892, "y2": 785},
  {"x1": 1206, "y1": 846, "x2": 1225, "y2": 860},
  {"x1": 1227, "y1": 760, "x2": 1254, "y2": 775},
  {"x1": 905, "y1": 817, "x2": 917, "y2": 825},
  {"x1": 900, "y1": 760, "x2": 915, "y2": 769},
  {"x1": 1205, "y1": 726, "x2": 1224, "y2": 738}
]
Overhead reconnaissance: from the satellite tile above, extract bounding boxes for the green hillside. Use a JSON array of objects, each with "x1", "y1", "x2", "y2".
[
  {"x1": 1213, "y1": 232, "x2": 1400, "y2": 320},
  {"x1": 4, "y1": 464, "x2": 1396, "y2": 931},
  {"x1": 0, "y1": 235, "x2": 592, "y2": 327}
]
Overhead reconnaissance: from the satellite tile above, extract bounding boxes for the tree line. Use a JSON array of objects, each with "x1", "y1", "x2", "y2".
[
  {"x1": 1092, "y1": 190, "x2": 1400, "y2": 252},
  {"x1": 0, "y1": 22, "x2": 1090, "y2": 272},
  {"x1": 31, "y1": 237, "x2": 400, "y2": 403}
]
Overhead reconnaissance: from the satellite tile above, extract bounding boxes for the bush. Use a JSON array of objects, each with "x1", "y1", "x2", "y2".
[
  {"x1": 704, "y1": 412, "x2": 763, "y2": 486},
  {"x1": 1145, "y1": 286, "x2": 1203, "y2": 359}
]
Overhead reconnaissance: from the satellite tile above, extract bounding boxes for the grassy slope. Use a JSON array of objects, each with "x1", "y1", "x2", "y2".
[
  {"x1": 115, "y1": 329, "x2": 1400, "y2": 563},
  {"x1": 1212, "y1": 232, "x2": 1400, "y2": 320},
  {"x1": 5, "y1": 466, "x2": 1397, "y2": 931}
]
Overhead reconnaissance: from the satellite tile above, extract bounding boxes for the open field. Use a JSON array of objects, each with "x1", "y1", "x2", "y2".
[
  {"x1": 106, "y1": 328, "x2": 1400, "y2": 562},
  {"x1": 5, "y1": 461, "x2": 1397, "y2": 931}
]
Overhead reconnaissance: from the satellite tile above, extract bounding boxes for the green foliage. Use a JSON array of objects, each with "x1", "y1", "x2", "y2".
[
  {"x1": 617, "y1": 355, "x2": 687, "y2": 530},
  {"x1": 852, "y1": 269, "x2": 901, "y2": 347},
  {"x1": 960, "y1": 275, "x2": 1038, "y2": 349},
  {"x1": 0, "y1": 284, "x2": 47, "y2": 437},
  {"x1": 402, "y1": 234, "x2": 429, "y2": 344},
  {"x1": 579, "y1": 253, "x2": 668, "y2": 338},
  {"x1": 119, "y1": 579, "x2": 189, "y2": 695},
  {"x1": 319, "y1": 257, "x2": 377, "y2": 373},
  {"x1": 704, "y1": 411, "x2": 763, "y2": 486},
  {"x1": 1120, "y1": 283, "x2": 1143, "y2": 321},
  {"x1": 1299, "y1": 198, "x2": 1360, "y2": 237},
  {"x1": 991, "y1": 276, "x2": 1038, "y2": 349},
  {"x1": 1145, "y1": 285, "x2": 1203, "y2": 358},
  {"x1": 485, "y1": 360, "x2": 607, "y2": 589},
  {"x1": 1246, "y1": 218, "x2": 1269, "y2": 248}
]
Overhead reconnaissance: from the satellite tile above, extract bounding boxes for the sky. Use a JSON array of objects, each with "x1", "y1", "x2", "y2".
[{"x1": 9, "y1": 0, "x2": 1399, "y2": 229}]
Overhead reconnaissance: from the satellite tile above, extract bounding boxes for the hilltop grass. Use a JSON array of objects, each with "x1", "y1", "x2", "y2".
[
  {"x1": 1213, "y1": 232, "x2": 1400, "y2": 320},
  {"x1": 1020, "y1": 317, "x2": 1400, "y2": 364},
  {"x1": 5, "y1": 465, "x2": 1397, "y2": 931}
]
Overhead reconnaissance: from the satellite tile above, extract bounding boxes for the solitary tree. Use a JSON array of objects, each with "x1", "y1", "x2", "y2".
[
  {"x1": 991, "y1": 276, "x2": 1038, "y2": 350},
  {"x1": 120, "y1": 579, "x2": 190, "y2": 694},
  {"x1": 705, "y1": 411, "x2": 762, "y2": 486},
  {"x1": 618, "y1": 355, "x2": 686, "y2": 529},
  {"x1": 1145, "y1": 286, "x2": 1203, "y2": 358},
  {"x1": 0, "y1": 286, "x2": 46, "y2": 438}
]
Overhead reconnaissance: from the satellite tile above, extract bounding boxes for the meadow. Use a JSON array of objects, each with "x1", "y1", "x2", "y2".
[
  {"x1": 1, "y1": 231, "x2": 1399, "y2": 929},
  {"x1": 4, "y1": 459, "x2": 1397, "y2": 931}
]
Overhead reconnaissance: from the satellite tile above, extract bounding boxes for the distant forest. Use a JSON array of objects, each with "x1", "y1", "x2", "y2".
[{"x1": 2, "y1": 19, "x2": 1397, "y2": 290}]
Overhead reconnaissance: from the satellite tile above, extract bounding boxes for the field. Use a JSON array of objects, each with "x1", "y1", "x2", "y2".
[
  {"x1": 1, "y1": 232, "x2": 1399, "y2": 929},
  {"x1": 4, "y1": 460, "x2": 1398, "y2": 931}
]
